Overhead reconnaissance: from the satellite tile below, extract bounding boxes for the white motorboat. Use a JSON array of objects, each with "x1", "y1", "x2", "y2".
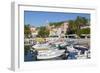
[
  {"x1": 74, "y1": 45, "x2": 88, "y2": 49},
  {"x1": 37, "y1": 49, "x2": 65, "y2": 59},
  {"x1": 32, "y1": 43, "x2": 49, "y2": 50},
  {"x1": 32, "y1": 42, "x2": 65, "y2": 59}
]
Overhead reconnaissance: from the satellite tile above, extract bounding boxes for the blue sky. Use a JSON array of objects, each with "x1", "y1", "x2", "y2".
[{"x1": 24, "y1": 11, "x2": 90, "y2": 27}]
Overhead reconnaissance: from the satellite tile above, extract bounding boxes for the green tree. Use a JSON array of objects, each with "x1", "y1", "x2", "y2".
[
  {"x1": 67, "y1": 20, "x2": 77, "y2": 34},
  {"x1": 75, "y1": 16, "x2": 88, "y2": 28},
  {"x1": 66, "y1": 16, "x2": 89, "y2": 37},
  {"x1": 79, "y1": 28, "x2": 90, "y2": 34},
  {"x1": 49, "y1": 21, "x2": 64, "y2": 27},
  {"x1": 81, "y1": 17, "x2": 88, "y2": 25},
  {"x1": 75, "y1": 16, "x2": 88, "y2": 37},
  {"x1": 38, "y1": 26, "x2": 50, "y2": 38},
  {"x1": 24, "y1": 24, "x2": 31, "y2": 38}
]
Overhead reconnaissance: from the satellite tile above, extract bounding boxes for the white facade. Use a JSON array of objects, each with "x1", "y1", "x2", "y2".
[{"x1": 30, "y1": 26, "x2": 38, "y2": 38}]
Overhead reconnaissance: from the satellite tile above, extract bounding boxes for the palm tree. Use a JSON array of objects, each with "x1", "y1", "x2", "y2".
[
  {"x1": 75, "y1": 16, "x2": 88, "y2": 37},
  {"x1": 81, "y1": 17, "x2": 88, "y2": 25},
  {"x1": 67, "y1": 20, "x2": 76, "y2": 34},
  {"x1": 75, "y1": 16, "x2": 88, "y2": 27}
]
